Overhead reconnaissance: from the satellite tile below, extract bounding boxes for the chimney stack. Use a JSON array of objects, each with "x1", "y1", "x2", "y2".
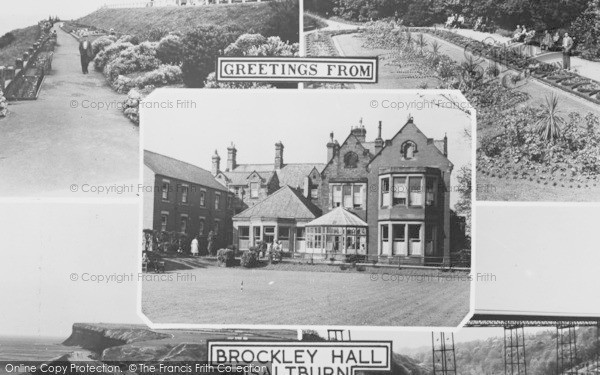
[
  {"x1": 275, "y1": 141, "x2": 284, "y2": 170},
  {"x1": 374, "y1": 121, "x2": 384, "y2": 151},
  {"x1": 326, "y1": 131, "x2": 336, "y2": 162},
  {"x1": 227, "y1": 143, "x2": 237, "y2": 171},
  {"x1": 350, "y1": 117, "x2": 367, "y2": 143},
  {"x1": 443, "y1": 133, "x2": 448, "y2": 156},
  {"x1": 211, "y1": 150, "x2": 220, "y2": 176}
]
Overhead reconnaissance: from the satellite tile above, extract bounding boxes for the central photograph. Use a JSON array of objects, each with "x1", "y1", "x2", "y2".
[{"x1": 140, "y1": 89, "x2": 474, "y2": 327}]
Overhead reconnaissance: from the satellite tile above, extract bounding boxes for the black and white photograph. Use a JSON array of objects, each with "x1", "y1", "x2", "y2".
[
  {"x1": 303, "y1": 0, "x2": 600, "y2": 202},
  {"x1": 0, "y1": 0, "x2": 298, "y2": 197},
  {"x1": 0, "y1": 200, "x2": 297, "y2": 365},
  {"x1": 139, "y1": 89, "x2": 473, "y2": 327}
]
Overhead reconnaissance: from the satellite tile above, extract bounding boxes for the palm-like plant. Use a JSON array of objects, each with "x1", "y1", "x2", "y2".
[
  {"x1": 430, "y1": 40, "x2": 441, "y2": 57},
  {"x1": 536, "y1": 94, "x2": 565, "y2": 142},
  {"x1": 415, "y1": 33, "x2": 428, "y2": 55}
]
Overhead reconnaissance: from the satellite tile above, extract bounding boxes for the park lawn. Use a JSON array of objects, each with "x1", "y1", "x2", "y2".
[
  {"x1": 142, "y1": 266, "x2": 471, "y2": 326},
  {"x1": 76, "y1": 3, "x2": 281, "y2": 37},
  {"x1": 477, "y1": 172, "x2": 600, "y2": 201},
  {"x1": 0, "y1": 25, "x2": 41, "y2": 67}
]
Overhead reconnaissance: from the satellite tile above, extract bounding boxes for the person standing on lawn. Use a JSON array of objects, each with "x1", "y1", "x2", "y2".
[
  {"x1": 562, "y1": 32, "x2": 574, "y2": 70},
  {"x1": 191, "y1": 236, "x2": 199, "y2": 257},
  {"x1": 78, "y1": 33, "x2": 93, "y2": 74}
]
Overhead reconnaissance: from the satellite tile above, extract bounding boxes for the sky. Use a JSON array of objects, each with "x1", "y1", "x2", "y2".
[
  {"x1": 142, "y1": 89, "x2": 473, "y2": 208},
  {"x1": 0, "y1": 201, "x2": 143, "y2": 338},
  {"x1": 0, "y1": 0, "x2": 107, "y2": 35}
]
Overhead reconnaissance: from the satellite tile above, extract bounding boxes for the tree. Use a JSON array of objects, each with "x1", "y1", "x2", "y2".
[
  {"x1": 454, "y1": 165, "x2": 471, "y2": 237},
  {"x1": 180, "y1": 25, "x2": 241, "y2": 88},
  {"x1": 264, "y1": 0, "x2": 299, "y2": 43}
]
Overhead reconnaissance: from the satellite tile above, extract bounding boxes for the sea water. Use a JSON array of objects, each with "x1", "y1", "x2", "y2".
[{"x1": 0, "y1": 336, "x2": 75, "y2": 371}]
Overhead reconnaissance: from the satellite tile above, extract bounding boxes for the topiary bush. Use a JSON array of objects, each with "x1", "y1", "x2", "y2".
[
  {"x1": 180, "y1": 25, "x2": 242, "y2": 88},
  {"x1": 240, "y1": 250, "x2": 259, "y2": 268},
  {"x1": 217, "y1": 248, "x2": 235, "y2": 267},
  {"x1": 156, "y1": 34, "x2": 184, "y2": 65}
]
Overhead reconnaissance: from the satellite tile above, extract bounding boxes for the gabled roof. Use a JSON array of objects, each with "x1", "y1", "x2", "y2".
[
  {"x1": 234, "y1": 185, "x2": 322, "y2": 220},
  {"x1": 144, "y1": 150, "x2": 229, "y2": 192},
  {"x1": 221, "y1": 170, "x2": 276, "y2": 186},
  {"x1": 276, "y1": 163, "x2": 326, "y2": 188},
  {"x1": 306, "y1": 207, "x2": 368, "y2": 227},
  {"x1": 224, "y1": 163, "x2": 326, "y2": 189}
]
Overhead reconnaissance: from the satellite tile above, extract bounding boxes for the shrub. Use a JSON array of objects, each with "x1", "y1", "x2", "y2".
[
  {"x1": 269, "y1": 249, "x2": 283, "y2": 264},
  {"x1": 240, "y1": 250, "x2": 259, "y2": 268},
  {"x1": 217, "y1": 248, "x2": 235, "y2": 267},
  {"x1": 264, "y1": 0, "x2": 300, "y2": 43},
  {"x1": 122, "y1": 89, "x2": 141, "y2": 125},
  {"x1": 0, "y1": 32, "x2": 16, "y2": 49},
  {"x1": 104, "y1": 42, "x2": 161, "y2": 83},
  {"x1": 0, "y1": 89, "x2": 8, "y2": 118},
  {"x1": 92, "y1": 35, "x2": 117, "y2": 56},
  {"x1": 94, "y1": 42, "x2": 134, "y2": 71},
  {"x1": 131, "y1": 64, "x2": 182, "y2": 89},
  {"x1": 180, "y1": 25, "x2": 242, "y2": 88},
  {"x1": 156, "y1": 34, "x2": 183, "y2": 65},
  {"x1": 117, "y1": 34, "x2": 140, "y2": 45},
  {"x1": 224, "y1": 34, "x2": 267, "y2": 56}
]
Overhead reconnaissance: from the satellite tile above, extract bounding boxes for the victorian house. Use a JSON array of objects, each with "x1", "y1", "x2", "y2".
[{"x1": 230, "y1": 117, "x2": 454, "y2": 265}]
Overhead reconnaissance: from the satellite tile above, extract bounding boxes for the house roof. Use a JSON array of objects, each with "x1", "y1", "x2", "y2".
[
  {"x1": 144, "y1": 150, "x2": 229, "y2": 192},
  {"x1": 306, "y1": 207, "x2": 368, "y2": 227},
  {"x1": 225, "y1": 163, "x2": 326, "y2": 188},
  {"x1": 234, "y1": 185, "x2": 322, "y2": 220}
]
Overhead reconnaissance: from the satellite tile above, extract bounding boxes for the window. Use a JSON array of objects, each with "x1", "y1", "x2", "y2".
[
  {"x1": 381, "y1": 178, "x2": 390, "y2": 207},
  {"x1": 199, "y1": 191, "x2": 206, "y2": 207},
  {"x1": 296, "y1": 227, "x2": 306, "y2": 240},
  {"x1": 426, "y1": 177, "x2": 436, "y2": 206},
  {"x1": 214, "y1": 221, "x2": 220, "y2": 235},
  {"x1": 353, "y1": 185, "x2": 363, "y2": 209},
  {"x1": 343, "y1": 185, "x2": 352, "y2": 208},
  {"x1": 161, "y1": 180, "x2": 170, "y2": 200},
  {"x1": 198, "y1": 218, "x2": 205, "y2": 236},
  {"x1": 250, "y1": 183, "x2": 259, "y2": 198},
  {"x1": 239, "y1": 226, "x2": 250, "y2": 239},
  {"x1": 332, "y1": 185, "x2": 342, "y2": 207},
  {"x1": 180, "y1": 215, "x2": 188, "y2": 234},
  {"x1": 160, "y1": 212, "x2": 168, "y2": 232},
  {"x1": 227, "y1": 195, "x2": 232, "y2": 209},
  {"x1": 180, "y1": 184, "x2": 188, "y2": 203},
  {"x1": 253, "y1": 226, "x2": 261, "y2": 242},
  {"x1": 381, "y1": 224, "x2": 389, "y2": 241},
  {"x1": 408, "y1": 224, "x2": 421, "y2": 240},
  {"x1": 215, "y1": 193, "x2": 220, "y2": 210},
  {"x1": 402, "y1": 141, "x2": 417, "y2": 159},
  {"x1": 279, "y1": 227, "x2": 290, "y2": 240},
  {"x1": 393, "y1": 177, "x2": 407, "y2": 206},
  {"x1": 393, "y1": 224, "x2": 406, "y2": 241},
  {"x1": 311, "y1": 188, "x2": 319, "y2": 199},
  {"x1": 409, "y1": 177, "x2": 423, "y2": 206},
  {"x1": 343, "y1": 152, "x2": 358, "y2": 168},
  {"x1": 263, "y1": 226, "x2": 275, "y2": 243}
]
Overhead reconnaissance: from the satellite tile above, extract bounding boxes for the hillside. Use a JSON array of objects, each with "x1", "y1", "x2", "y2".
[
  {"x1": 0, "y1": 25, "x2": 40, "y2": 67},
  {"x1": 411, "y1": 328, "x2": 600, "y2": 375},
  {"x1": 75, "y1": 3, "x2": 281, "y2": 38}
]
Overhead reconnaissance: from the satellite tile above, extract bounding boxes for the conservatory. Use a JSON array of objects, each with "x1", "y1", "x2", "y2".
[{"x1": 304, "y1": 207, "x2": 368, "y2": 256}]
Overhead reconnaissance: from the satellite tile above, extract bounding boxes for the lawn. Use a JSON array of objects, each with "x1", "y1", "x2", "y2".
[
  {"x1": 142, "y1": 265, "x2": 471, "y2": 327},
  {"x1": 0, "y1": 26, "x2": 41, "y2": 67},
  {"x1": 75, "y1": 3, "x2": 283, "y2": 38}
]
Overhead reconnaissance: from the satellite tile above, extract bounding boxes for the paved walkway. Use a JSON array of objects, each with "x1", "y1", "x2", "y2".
[
  {"x1": 0, "y1": 25, "x2": 138, "y2": 197},
  {"x1": 449, "y1": 28, "x2": 600, "y2": 82}
]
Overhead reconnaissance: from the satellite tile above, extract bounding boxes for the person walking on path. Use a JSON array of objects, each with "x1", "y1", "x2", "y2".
[
  {"x1": 191, "y1": 236, "x2": 199, "y2": 256},
  {"x1": 562, "y1": 32, "x2": 574, "y2": 70},
  {"x1": 78, "y1": 33, "x2": 93, "y2": 74}
]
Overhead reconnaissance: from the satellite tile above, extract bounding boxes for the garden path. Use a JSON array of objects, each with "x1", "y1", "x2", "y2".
[
  {"x1": 304, "y1": 13, "x2": 361, "y2": 34},
  {"x1": 448, "y1": 27, "x2": 600, "y2": 82},
  {"x1": 0, "y1": 25, "x2": 138, "y2": 197}
]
